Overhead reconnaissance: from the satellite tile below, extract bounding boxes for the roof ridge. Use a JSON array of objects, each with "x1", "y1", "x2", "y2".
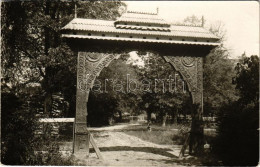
[
  {"x1": 170, "y1": 23, "x2": 202, "y2": 27},
  {"x1": 127, "y1": 10, "x2": 157, "y2": 15},
  {"x1": 74, "y1": 17, "x2": 117, "y2": 23},
  {"x1": 121, "y1": 16, "x2": 164, "y2": 21}
]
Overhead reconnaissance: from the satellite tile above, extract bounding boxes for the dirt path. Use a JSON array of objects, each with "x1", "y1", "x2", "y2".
[
  {"x1": 86, "y1": 131, "x2": 183, "y2": 166},
  {"x1": 64, "y1": 123, "x2": 198, "y2": 166}
]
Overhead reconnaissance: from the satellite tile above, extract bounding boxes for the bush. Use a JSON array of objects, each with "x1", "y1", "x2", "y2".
[
  {"x1": 211, "y1": 55, "x2": 259, "y2": 166},
  {"x1": 1, "y1": 92, "x2": 74, "y2": 165},
  {"x1": 1, "y1": 93, "x2": 37, "y2": 165},
  {"x1": 172, "y1": 125, "x2": 190, "y2": 145},
  {"x1": 87, "y1": 92, "x2": 117, "y2": 127},
  {"x1": 212, "y1": 101, "x2": 259, "y2": 166}
]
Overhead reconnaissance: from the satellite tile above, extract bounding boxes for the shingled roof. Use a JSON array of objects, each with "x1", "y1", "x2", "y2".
[{"x1": 62, "y1": 11, "x2": 220, "y2": 46}]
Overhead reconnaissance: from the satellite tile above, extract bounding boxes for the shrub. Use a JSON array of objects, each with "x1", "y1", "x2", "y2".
[
  {"x1": 212, "y1": 101, "x2": 259, "y2": 166},
  {"x1": 1, "y1": 93, "x2": 36, "y2": 165},
  {"x1": 27, "y1": 124, "x2": 75, "y2": 165},
  {"x1": 1, "y1": 93, "x2": 74, "y2": 165},
  {"x1": 87, "y1": 92, "x2": 117, "y2": 127},
  {"x1": 211, "y1": 55, "x2": 259, "y2": 166},
  {"x1": 172, "y1": 125, "x2": 190, "y2": 145}
]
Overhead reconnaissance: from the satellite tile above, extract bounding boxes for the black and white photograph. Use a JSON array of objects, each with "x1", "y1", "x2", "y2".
[{"x1": 1, "y1": 1, "x2": 259, "y2": 166}]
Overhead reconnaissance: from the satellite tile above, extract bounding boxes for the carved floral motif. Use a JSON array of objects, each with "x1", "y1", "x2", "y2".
[
  {"x1": 163, "y1": 56, "x2": 203, "y2": 105},
  {"x1": 181, "y1": 57, "x2": 195, "y2": 67}
]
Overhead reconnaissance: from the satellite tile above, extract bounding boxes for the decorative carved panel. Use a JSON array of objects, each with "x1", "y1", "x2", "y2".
[
  {"x1": 75, "y1": 52, "x2": 120, "y2": 125},
  {"x1": 163, "y1": 56, "x2": 203, "y2": 106},
  {"x1": 74, "y1": 52, "x2": 121, "y2": 154}
]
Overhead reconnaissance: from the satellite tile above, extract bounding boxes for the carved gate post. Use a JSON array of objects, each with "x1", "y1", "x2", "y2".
[
  {"x1": 164, "y1": 56, "x2": 204, "y2": 155},
  {"x1": 74, "y1": 52, "x2": 89, "y2": 154},
  {"x1": 74, "y1": 51, "x2": 120, "y2": 155},
  {"x1": 189, "y1": 57, "x2": 204, "y2": 155}
]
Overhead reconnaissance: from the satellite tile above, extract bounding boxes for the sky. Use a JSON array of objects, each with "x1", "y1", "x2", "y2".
[{"x1": 125, "y1": 1, "x2": 259, "y2": 59}]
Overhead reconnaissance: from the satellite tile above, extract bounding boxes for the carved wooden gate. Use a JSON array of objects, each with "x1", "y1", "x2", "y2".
[{"x1": 62, "y1": 10, "x2": 219, "y2": 156}]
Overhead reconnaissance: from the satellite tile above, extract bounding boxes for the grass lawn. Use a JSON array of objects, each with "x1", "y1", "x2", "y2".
[
  {"x1": 124, "y1": 124, "x2": 216, "y2": 146},
  {"x1": 123, "y1": 124, "x2": 190, "y2": 145},
  {"x1": 125, "y1": 130, "x2": 179, "y2": 145}
]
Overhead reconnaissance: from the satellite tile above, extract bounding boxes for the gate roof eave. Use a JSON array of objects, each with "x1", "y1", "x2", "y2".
[
  {"x1": 62, "y1": 34, "x2": 219, "y2": 46},
  {"x1": 62, "y1": 11, "x2": 220, "y2": 47}
]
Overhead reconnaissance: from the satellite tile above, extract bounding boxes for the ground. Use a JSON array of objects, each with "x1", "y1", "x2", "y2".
[{"x1": 60, "y1": 123, "x2": 203, "y2": 166}]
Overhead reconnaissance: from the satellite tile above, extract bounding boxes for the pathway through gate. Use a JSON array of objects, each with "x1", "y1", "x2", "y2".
[
  {"x1": 62, "y1": 9, "x2": 220, "y2": 158},
  {"x1": 60, "y1": 124, "x2": 202, "y2": 166}
]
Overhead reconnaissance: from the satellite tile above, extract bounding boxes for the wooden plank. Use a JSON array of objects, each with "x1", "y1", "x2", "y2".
[
  {"x1": 86, "y1": 133, "x2": 90, "y2": 157},
  {"x1": 72, "y1": 121, "x2": 75, "y2": 153},
  {"x1": 90, "y1": 133, "x2": 104, "y2": 161},
  {"x1": 39, "y1": 118, "x2": 75, "y2": 123},
  {"x1": 179, "y1": 133, "x2": 190, "y2": 158}
]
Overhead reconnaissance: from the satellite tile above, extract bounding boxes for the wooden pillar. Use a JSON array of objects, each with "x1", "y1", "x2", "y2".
[
  {"x1": 73, "y1": 52, "x2": 89, "y2": 155},
  {"x1": 73, "y1": 51, "x2": 120, "y2": 155},
  {"x1": 164, "y1": 55, "x2": 204, "y2": 155},
  {"x1": 189, "y1": 57, "x2": 204, "y2": 155}
]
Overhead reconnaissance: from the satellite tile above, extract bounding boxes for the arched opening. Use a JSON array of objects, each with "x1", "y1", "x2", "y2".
[
  {"x1": 86, "y1": 51, "x2": 193, "y2": 125},
  {"x1": 84, "y1": 51, "x2": 194, "y2": 161}
]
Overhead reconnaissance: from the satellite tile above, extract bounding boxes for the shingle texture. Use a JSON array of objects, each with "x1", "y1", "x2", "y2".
[
  {"x1": 62, "y1": 11, "x2": 220, "y2": 45},
  {"x1": 115, "y1": 12, "x2": 170, "y2": 26}
]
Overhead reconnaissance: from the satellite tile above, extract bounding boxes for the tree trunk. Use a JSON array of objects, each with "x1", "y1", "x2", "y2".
[
  {"x1": 44, "y1": 92, "x2": 53, "y2": 117},
  {"x1": 119, "y1": 111, "x2": 122, "y2": 122},
  {"x1": 147, "y1": 111, "x2": 151, "y2": 122},
  {"x1": 162, "y1": 112, "x2": 167, "y2": 127},
  {"x1": 189, "y1": 104, "x2": 204, "y2": 155},
  {"x1": 174, "y1": 109, "x2": 178, "y2": 124},
  {"x1": 171, "y1": 110, "x2": 175, "y2": 124},
  {"x1": 44, "y1": 0, "x2": 50, "y2": 56}
]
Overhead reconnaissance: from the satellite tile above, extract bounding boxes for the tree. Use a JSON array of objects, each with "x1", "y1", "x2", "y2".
[
  {"x1": 183, "y1": 15, "x2": 205, "y2": 26},
  {"x1": 212, "y1": 55, "x2": 259, "y2": 166},
  {"x1": 182, "y1": 15, "x2": 238, "y2": 116},
  {"x1": 1, "y1": 1, "x2": 125, "y2": 164},
  {"x1": 234, "y1": 54, "x2": 259, "y2": 105},
  {"x1": 137, "y1": 52, "x2": 190, "y2": 126},
  {"x1": 1, "y1": 1, "x2": 125, "y2": 118},
  {"x1": 87, "y1": 53, "x2": 141, "y2": 126},
  {"x1": 203, "y1": 22, "x2": 238, "y2": 116},
  {"x1": 181, "y1": 15, "x2": 239, "y2": 155}
]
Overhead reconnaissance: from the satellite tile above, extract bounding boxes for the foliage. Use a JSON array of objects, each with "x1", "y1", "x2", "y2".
[
  {"x1": 137, "y1": 52, "x2": 190, "y2": 125},
  {"x1": 183, "y1": 15, "x2": 204, "y2": 26},
  {"x1": 212, "y1": 55, "x2": 259, "y2": 166},
  {"x1": 182, "y1": 15, "x2": 238, "y2": 116},
  {"x1": 88, "y1": 92, "x2": 118, "y2": 126},
  {"x1": 1, "y1": 1, "x2": 125, "y2": 118},
  {"x1": 234, "y1": 54, "x2": 259, "y2": 105},
  {"x1": 203, "y1": 45, "x2": 238, "y2": 116},
  {"x1": 1, "y1": 92, "x2": 37, "y2": 165},
  {"x1": 1, "y1": 91, "x2": 74, "y2": 165},
  {"x1": 27, "y1": 124, "x2": 74, "y2": 165},
  {"x1": 1, "y1": 0, "x2": 125, "y2": 164},
  {"x1": 204, "y1": 22, "x2": 237, "y2": 116},
  {"x1": 88, "y1": 54, "x2": 141, "y2": 126}
]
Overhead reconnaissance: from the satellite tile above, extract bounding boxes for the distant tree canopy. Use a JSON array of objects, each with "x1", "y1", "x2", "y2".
[
  {"x1": 136, "y1": 52, "x2": 190, "y2": 126},
  {"x1": 87, "y1": 51, "x2": 191, "y2": 126},
  {"x1": 87, "y1": 54, "x2": 141, "y2": 126}
]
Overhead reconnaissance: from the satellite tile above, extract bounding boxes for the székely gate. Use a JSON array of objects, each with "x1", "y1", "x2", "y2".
[{"x1": 61, "y1": 10, "x2": 220, "y2": 157}]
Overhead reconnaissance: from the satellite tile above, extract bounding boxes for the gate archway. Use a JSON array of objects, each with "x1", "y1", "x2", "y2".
[{"x1": 62, "y1": 10, "x2": 220, "y2": 156}]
